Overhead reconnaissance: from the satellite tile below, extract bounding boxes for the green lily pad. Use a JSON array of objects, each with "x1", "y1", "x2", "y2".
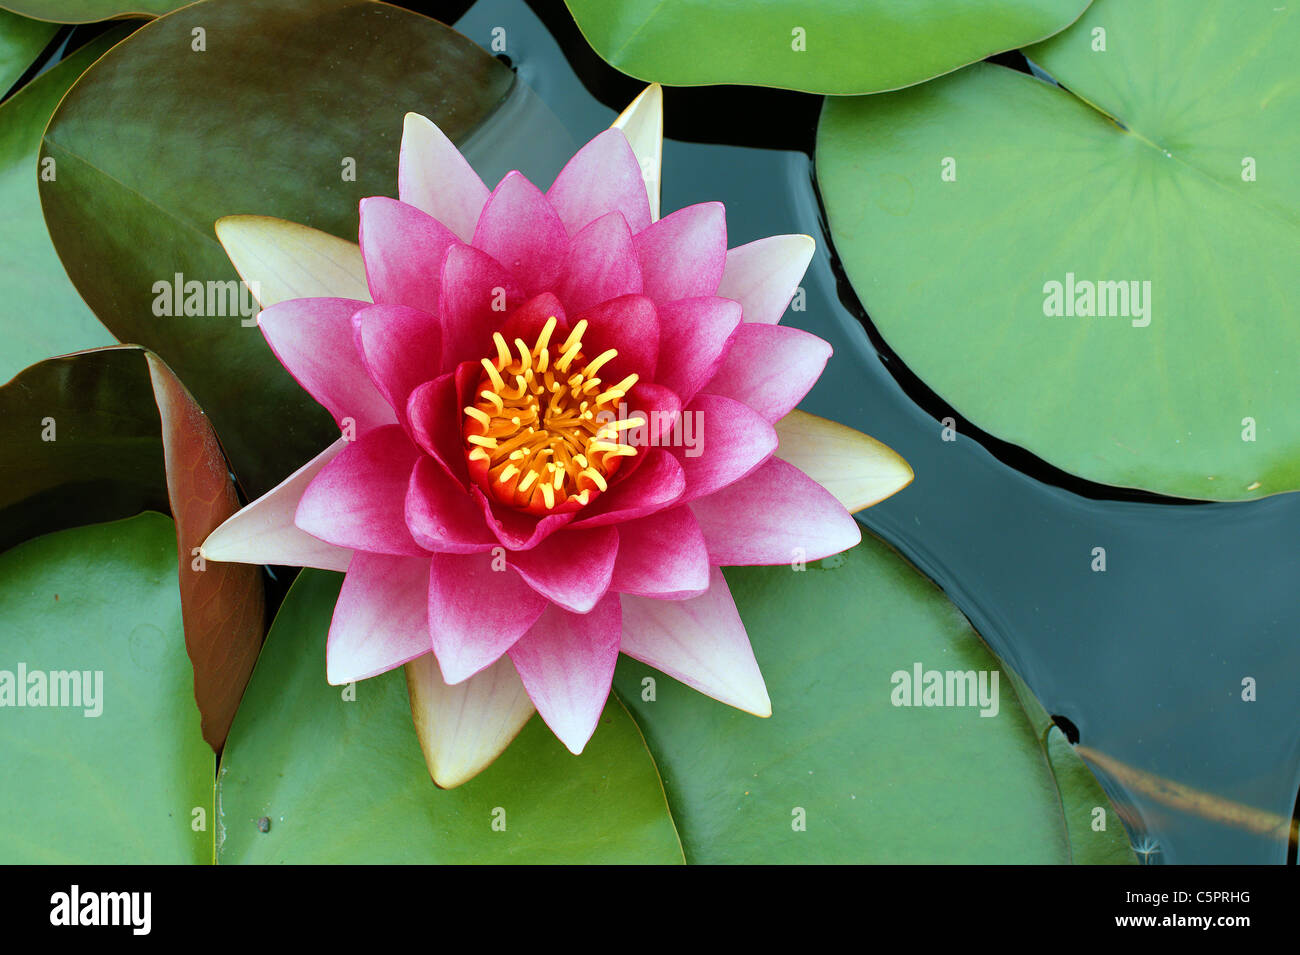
[
  {"x1": 563, "y1": 0, "x2": 1091, "y2": 94},
  {"x1": 0, "y1": 26, "x2": 124, "y2": 383},
  {"x1": 0, "y1": 1, "x2": 180, "y2": 24},
  {"x1": 39, "y1": 0, "x2": 515, "y2": 498},
  {"x1": 0, "y1": 8, "x2": 56, "y2": 94},
  {"x1": 217, "y1": 569, "x2": 684, "y2": 864},
  {"x1": 817, "y1": 0, "x2": 1299, "y2": 500},
  {"x1": 0, "y1": 513, "x2": 214, "y2": 863},
  {"x1": 615, "y1": 534, "x2": 1135, "y2": 863}
]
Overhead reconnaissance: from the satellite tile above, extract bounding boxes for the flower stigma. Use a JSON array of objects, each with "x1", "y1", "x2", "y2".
[{"x1": 463, "y1": 315, "x2": 644, "y2": 515}]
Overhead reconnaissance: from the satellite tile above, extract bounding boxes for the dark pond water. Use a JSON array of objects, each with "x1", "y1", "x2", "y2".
[{"x1": 56, "y1": 0, "x2": 1298, "y2": 863}]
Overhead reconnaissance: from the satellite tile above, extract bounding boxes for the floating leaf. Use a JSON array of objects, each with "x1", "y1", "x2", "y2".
[
  {"x1": 563, "y1": 0, "x2": 1091, "y2": 94},
  {"x1": 817, "y1": 0, "x2": 1299, "y2": 500},
  {"x1": 616, "y1": 534, "x2": 1135, "y2": 863},
  {"x1": 0, "y1": 513, "x2": 213, "y2": 863}
]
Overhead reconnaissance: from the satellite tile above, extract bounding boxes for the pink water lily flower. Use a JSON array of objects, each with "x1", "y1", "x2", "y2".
[{"x1": 202, "y1": 84, "x2": 912, "y2": 786}]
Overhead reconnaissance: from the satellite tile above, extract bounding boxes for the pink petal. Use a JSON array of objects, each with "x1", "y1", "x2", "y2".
[
  {"x1": 556, "y1": 211, "x2": 643, "y2": 315},
  {"x1": 258, "y1": 297, "x2": 394, "y2": 433},
  {"x1": 428, "y1": 550, "x2": 547, "y2": 684},
  {"x1": 509, "y1": 525, "x2": 619, "y2": 613},
  {"x1": 704, "y1": 323, "x2": 831, "y2": 422},
  {"x1": 407, "y1": 374, "x2": 469, "y2": 486},
  {"x1": 689, "y1": 456, "x2": 861, "y2": 565},
  {"x1": 574, "y1": 294, "x2": 658, "y2": 384},
  {"x1": 508, "y1": 594, "x2": 622, "y2": 754},
  {"x1": 500, "y1": 292, "x2": 568, "y2": 344},
  {"x1": 716, "y1": 234, "x2": 815, "y2": 325},
  {"x1": 570, "y1": 448, "x2": 685, "y2": 528},
  {"x1": 398, "y1": 112, "x2": 489, "y2": 243},
  {"x1": 200, "y1": 440, "x2": 352, "y2": 571},
  {"x1": 326, "y1": 553, "x2": 432, "y2": 684},
  {"x1": 352, "y1": 303, "x2": 442, "y2": 425},
  {"x1": 547, "y1": 128, "x2": 652, "y2": 237},
  {"x1": 295, "y1": 425, "x2": 427, "y2": 557},
  {"x1": 438, "y1": 243, "x2": 524, "y2": 370},
  {"x1": 671, "y1": 394, "x2": 777, "y2": 502},
  {"x1": 620, "y1": 567, "x2": 770, "y2": 716},
  {"x1": 624, "y1": 380, "x2": 681, "y2": 450},
  {"x1": 609, "y1": 506, "x2": 709, "y2": 599},
  {"x1": 654, "y1": 296, "x2": 742, "y2": 404},
  {"x1": 473, "y1": 485, "x2": 575, "y2": 550},
  {"x1": 634, "y1": 202, "x2": 726, "y2": 304},
  {"x1": 472, "y1": 171, "x2": 568, "y2": 296},
  {"x1": 359, "y1": 197, "x2": 460, "y2": 315},
  {"x1": 406, "y1": 456, "x2": 498, "y2": 554}
]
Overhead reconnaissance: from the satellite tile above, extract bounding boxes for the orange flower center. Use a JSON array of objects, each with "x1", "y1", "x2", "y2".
[{"x1": 463, "y1": 315, "x2": 642, "y2": 514}]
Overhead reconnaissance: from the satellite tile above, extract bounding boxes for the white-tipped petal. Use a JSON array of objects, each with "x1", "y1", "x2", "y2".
[
  {"x1": 611, "y1": 83, "x2": 663, "y2": 222},
  {"x1": 199, "y1": 439, "x2": 353, "y2": 571},
  {"x1": 215, "y1": 215, "x2": 369, "y2": 308},
  {"x1": 398, "y1": 112, "x2": 490, "y2": 243},
  {"x1": 716, "y1": 234, "x2": 815, "y2": 325},
  {"x1": 774, "y1": 410, "x2": 913, "y2": 513},
  {"x1": 619, "y1": 569, "x2": 771, "y2": 718},
  {"x1": 406, "y1": 652, "x2": 535, "y2": 788},
  {"x1": 326, "y1": 553, "x2": 432, "y2": 685}
]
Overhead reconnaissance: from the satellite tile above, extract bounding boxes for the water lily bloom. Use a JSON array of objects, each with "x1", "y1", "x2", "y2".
[{"x1": 202, "y1": 84, "x2": 912, "y2": 786}]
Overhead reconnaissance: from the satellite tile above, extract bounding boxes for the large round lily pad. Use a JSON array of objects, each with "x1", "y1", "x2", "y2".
[
  {"x1": 817, "y1": 0, "x2": 1299, "y2": 500},
  {"x1": 563, "y1": 0, "x2": 1091, "y2": 94},
  {"x1": 0, "y1": 513, "x2": 213, "y2": 863},
  {"x1": 616, "y1": 534, "x2": 1135, "y2": 863}
]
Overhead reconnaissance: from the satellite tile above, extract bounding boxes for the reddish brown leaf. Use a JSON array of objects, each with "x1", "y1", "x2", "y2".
[{"x1": 147, "y1": 352, "x2": 264, "y2": 750}]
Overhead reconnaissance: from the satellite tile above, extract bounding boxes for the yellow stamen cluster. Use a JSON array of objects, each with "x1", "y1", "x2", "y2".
[{"x1": 463, "y1": 316, "x2": 643, "y2": 514}]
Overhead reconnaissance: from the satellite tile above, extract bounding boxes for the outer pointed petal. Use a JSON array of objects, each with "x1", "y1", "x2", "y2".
[
  {"x1": 326, "y1": 553, "x2": 432, "y2": 684},
  {"x1": 774, "y1": 410, "x2": 914, "y2": 513},
  {"x1": 398, "y1": 111, "x2": 489, "y2": 243},
  {"x1": 358, "y1": 197, "x2": 460, "y2": 315},
  {"x1": 406, "y1": 652, "x2": 535, "y2": 789},
  {"x1": 257, "y1": 297, "x2": 395, "y2": 433},
  {"x1": 619, "y1": 567, "x2": 771, "y2": 717},
  {"x1": 508, "y1": 595, "x2": 621, "y2": 755},
  {"x1": 472, "y1": 171, "x2": 568, "y2": 296},
  {"x1": 547, "y1": 128, "x2": 652, "y2": 236},
  {"x1": 689, "y1": 456, "x2": 861, "y2": 565},
  {"x1": 634, "y1": 202, "x2": 726, "y2": 303},
  {"x1": 704, "y1": 323, "x2": 832, "y2": 422},
  {"x1": 611, "y1": 83, "x2": 663, "y2": 222},
  {"x1": 215, "y1": 215, "x2": 369, "y2": 306},
  {"x1": 428, "y1": 550, "x2": 547, "y2": 684},
  {"x1": 200, "y1": 439, "x2": 352, "y2": 571},
  {"x1": 716, "y1": 234, "x2": 815, "y2": 325}
]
